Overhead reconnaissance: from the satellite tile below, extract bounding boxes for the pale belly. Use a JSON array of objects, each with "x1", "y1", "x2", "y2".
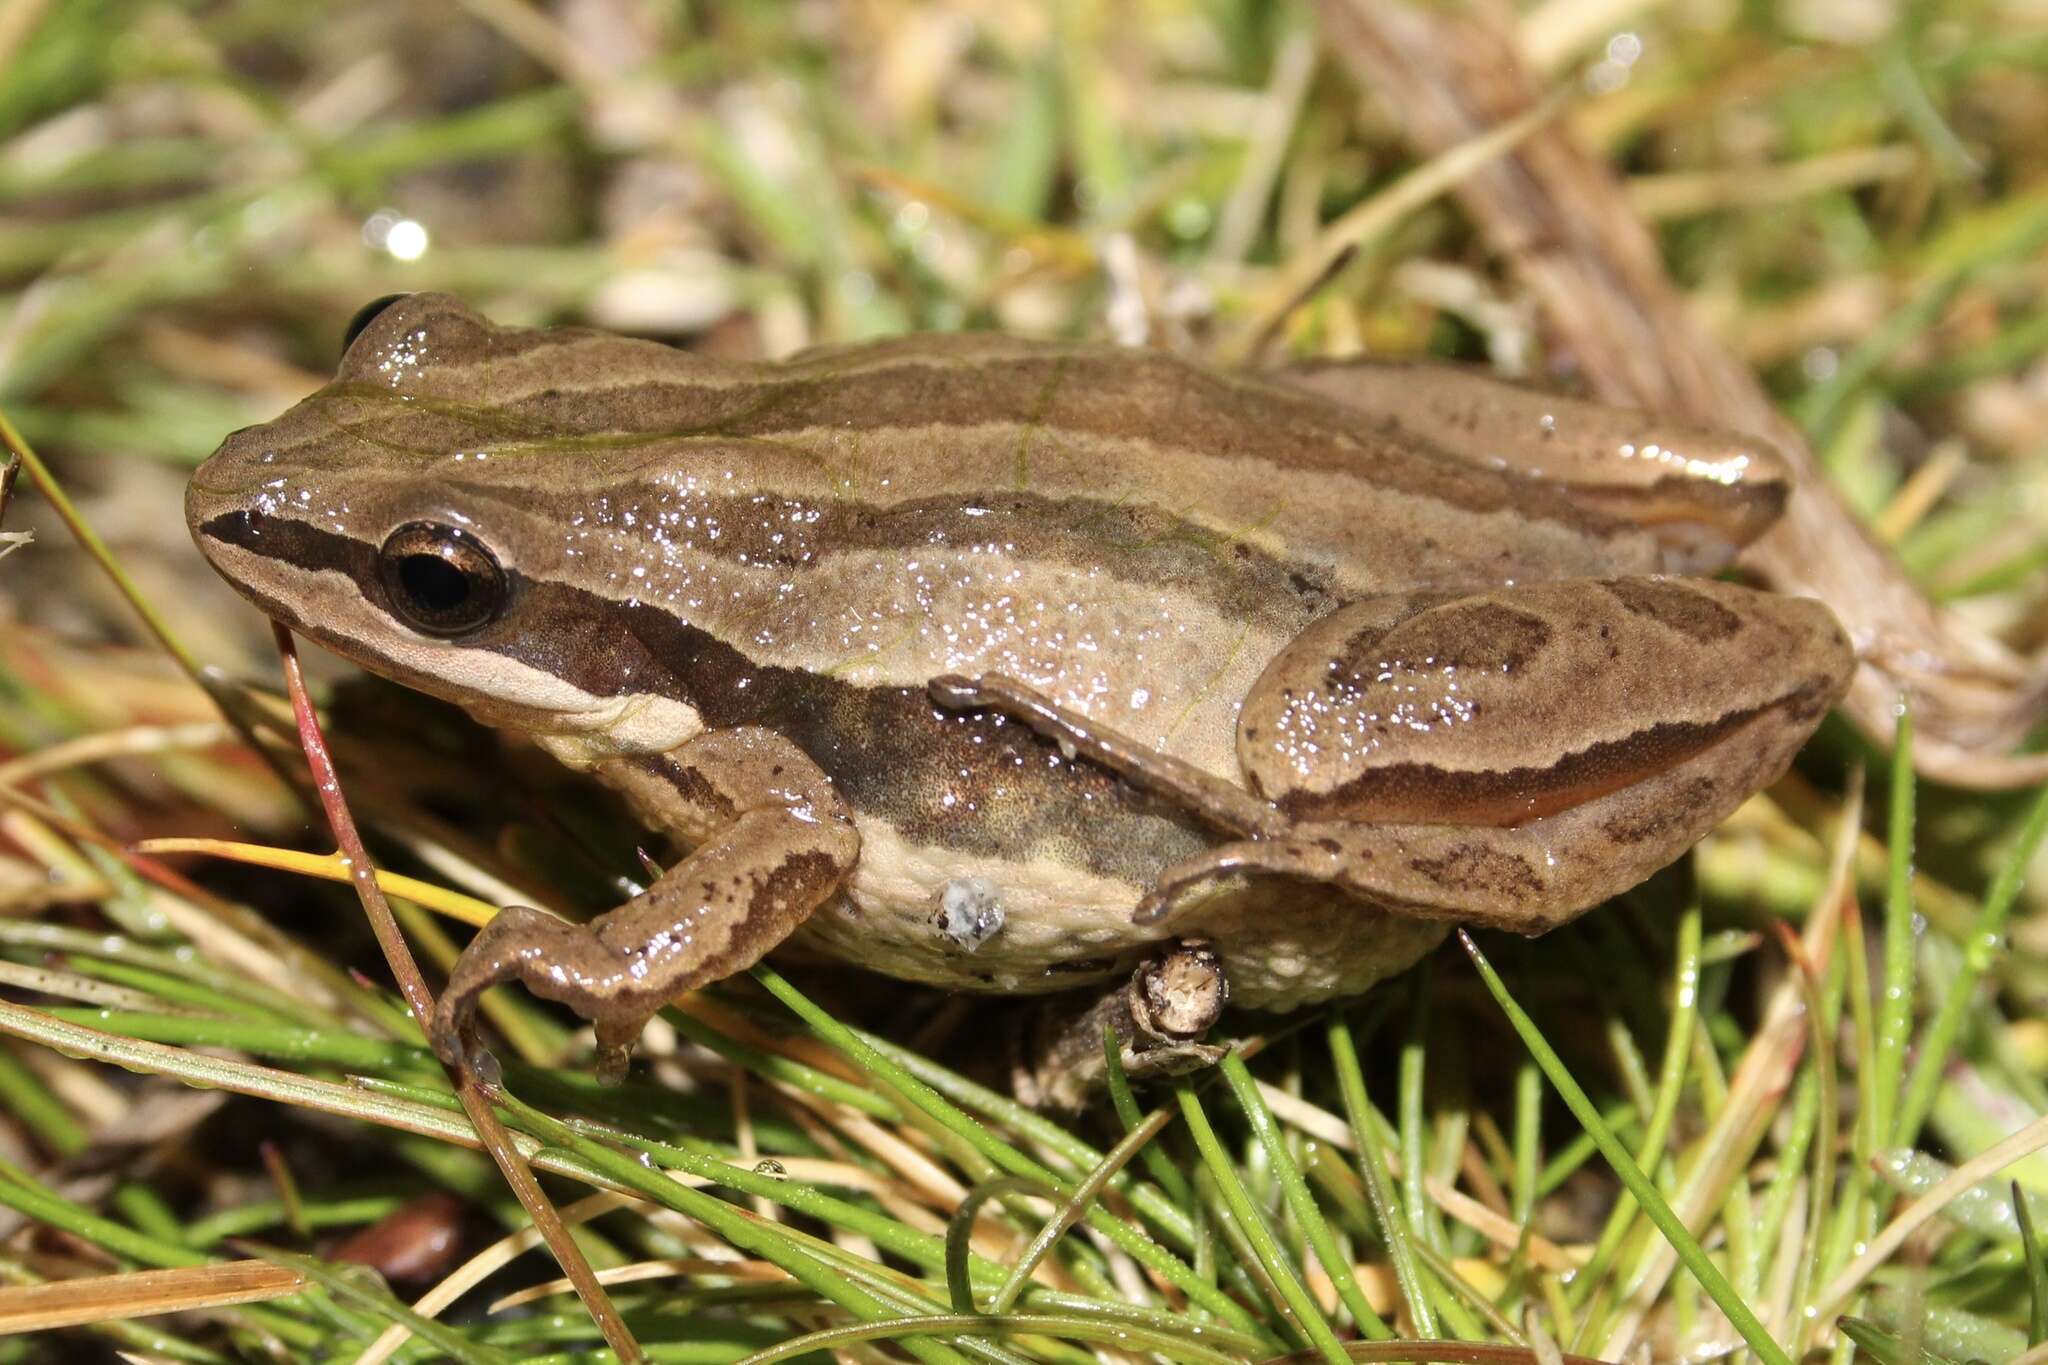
[{"x1": 787, "y1": 813, "x2": 1450, "y2": 1009}]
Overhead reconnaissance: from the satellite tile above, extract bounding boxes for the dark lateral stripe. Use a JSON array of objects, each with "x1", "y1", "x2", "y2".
[
  {"x1": 1274, "y1": 689, "x2": 1812, "y2": 828},
  {"x1": 198, "y1": 510, "x2": 377, "y2": 621},
  {"x1": 198, "y1": 510, "x2": 1208, "y2": 885},
  {"x1": 1562, "y1": 476, "x2": 1787, "y2": 543}
]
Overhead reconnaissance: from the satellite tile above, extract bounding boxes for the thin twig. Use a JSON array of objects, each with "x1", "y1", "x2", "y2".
[{"x1": 269, "y1": 624, "x2": 643, "y2": 1364}]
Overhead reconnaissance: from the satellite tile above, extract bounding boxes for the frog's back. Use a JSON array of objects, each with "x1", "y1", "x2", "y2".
[
  {"x1": 194, "y1": 299, "x2": 1658, "y2": 780},
  {"x1": 490, "y1": 328, "x2": 1657, "y2": 594}
]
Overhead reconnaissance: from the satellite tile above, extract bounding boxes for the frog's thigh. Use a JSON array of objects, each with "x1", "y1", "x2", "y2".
[
  {"x1": 1140, "y1": 575, "x2": 1851, "y2": 931},
  {"x1": 1239, "y1": 576, "x2": 1850, "y2": 830},
  {"x1": 1146, "y1": 700, "x2": 1800, "y2": 936}
]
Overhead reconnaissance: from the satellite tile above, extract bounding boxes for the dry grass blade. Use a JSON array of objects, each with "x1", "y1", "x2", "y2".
[
  {"x1": 0, "y1": 722, "x2": 233, "y2": 788},
  {"x1": 352, "y1": 1191, "x2": 634, "y2": 1365},
  {"x1": 1593, "y1": 808, "x2": 1852, "y2": 1359},
  {"x1": 1424, "y1": 1176, "x2": 1580, "y2": 1273},
  {"x1": 1810, "y1": 1113, "x2": 2048, "y2": 1321},
  {"x1": 0, "y1": 1261, "x2": 305, "y2": 1333},
  {"x1": 489, "y1": 1256, "x2": 795, "y2": 1313},
  {"x1": 1254, "y1": 1342, "x2": 1622, "y2": 1365},
  {"x1": 1217, "y1": 92, "x2": 1561, "y2": 365},
  {"x1": 1625, "y1": 145, "x2": 1921, "y2": 220},
  {"x1": 130, "y1": 839, "x2": 497, "y2": 928}
]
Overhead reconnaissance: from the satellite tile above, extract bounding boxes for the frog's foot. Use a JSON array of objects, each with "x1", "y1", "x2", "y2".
[
  {"x1": 431, "y1": 904, "x2": 619, "y2": 1079},
  {"x1": 1132, "y1": 836, "x2": 1353, "y2": 927},
  {"x1": 1015, "y1": 942, "x2": 1230, "y2": 1111},
  {"x1": 929, "y1": 673, "x2": 1281, "y2": 838}
]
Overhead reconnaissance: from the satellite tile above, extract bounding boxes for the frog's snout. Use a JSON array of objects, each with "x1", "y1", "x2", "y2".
[
  {"x1": 184, "y1": 490, "x2": 276, "y2": 601},
  {"x1": 186, "y1": 423, "x2": 276, "y2": 551}
]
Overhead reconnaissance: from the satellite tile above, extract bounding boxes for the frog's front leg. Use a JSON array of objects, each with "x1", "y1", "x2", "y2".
[
  {"x1": 429, "y1": 727, "x2": 859, "y2": 1082},
  {"x1": 936, "y1": 575, "x2": 1851, "y2": 936}
]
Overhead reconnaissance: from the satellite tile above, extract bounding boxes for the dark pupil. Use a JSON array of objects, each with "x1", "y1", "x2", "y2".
[{"x1": 398, "y1": 553, "x2": 472, "y2": 615}]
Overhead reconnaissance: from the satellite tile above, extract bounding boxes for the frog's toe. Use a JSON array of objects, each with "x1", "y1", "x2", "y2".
[
  {"x1": 926, "y1": 674, "x2": 982, "y2": 708},
  {"x1": 591, "y1": 1015, "x2": 644, "y2": 1085},
  {"x1": 1134, "y1": 836, "x2": 1347, "y2": 925},
  {"x1": 467, "y1": 1047, "x2": 503, "y2": 1089},
  {"x1": 427, "y1": 998, "x2": 468, "y2": 1070},
  {"x1": 428, "y1": 1004, "x2": 502, "y2": 1088},
  {"x1": 1132, "y1": 859, "x2": 1223, "y2": 926}
]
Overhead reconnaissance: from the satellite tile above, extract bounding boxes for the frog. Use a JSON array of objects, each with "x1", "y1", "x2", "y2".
[{"x1": 184, "y1": 292, "x2": 1853, "y2": 1083}]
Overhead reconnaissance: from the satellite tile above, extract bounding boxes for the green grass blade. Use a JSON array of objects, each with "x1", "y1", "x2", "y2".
[
  {"x1": 1458, "y1": 931, "x2": 1795, "y2": 1365},
  {"x1": 1328, "y1": 1009, "x2": 1437, "y2": 1336},
  {"x1": 1568, "y1": 904, "x2": 1701, "y2": 1307},
  {"x1": 235, "y1": 1244, "x2": 515, "y2": 1365},
  {"x1": 2018, "y1": 1181, "x2": 2048, "y2": 1345},
  {"x1": 751, "y1": 964, "x2": 1273, "y2": 1344},
  {"x1": 1875, "y1": 703, "x2": 1918, "y2": 1150},
  {"x1": 1175, "y1": 1076, "x2": 1351, "y2": 1365},
  {"x1": 1896, "y1": 778, "x2": 2048, "y2": 1144},
  {"x1": 1219, "y1": 1051, "x2": 1395, "y2": 1339}
]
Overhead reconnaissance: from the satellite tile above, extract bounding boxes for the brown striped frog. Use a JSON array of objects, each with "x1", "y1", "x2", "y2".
[{"x1": 187, "y1": 294, "x2": 1853, "y2": 1082}]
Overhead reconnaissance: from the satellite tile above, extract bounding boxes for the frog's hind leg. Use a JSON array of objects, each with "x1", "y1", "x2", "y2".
[{"x1": 939, "y1": 576, "x2": 1852, "y2": 943}]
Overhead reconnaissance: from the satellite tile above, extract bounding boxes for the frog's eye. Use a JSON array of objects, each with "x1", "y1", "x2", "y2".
[
  {"x1": 342, "y1": 293, "x2": 411, "y2": 354},
  {"x1": 377, "y1": 522, "x2": 508, "y2": 637}
]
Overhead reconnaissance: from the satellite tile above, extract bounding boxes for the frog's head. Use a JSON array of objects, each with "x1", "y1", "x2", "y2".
[{"x1": 186, "y1": 294, "x2": 715, "y2": 756}]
